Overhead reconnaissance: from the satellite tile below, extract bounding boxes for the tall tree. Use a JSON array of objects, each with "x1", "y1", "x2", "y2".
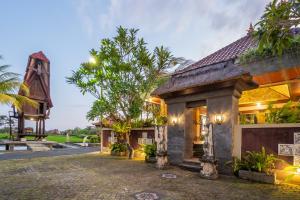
[
  {"x1": 67, "y1": 26, "x2": 179, "y2": 126},
  {"x1": 0, "y1": 56, "x2": 37, "y2": 111},
  {"x1": 255, "y1": 0, "x2": 300, "y2": 55}
]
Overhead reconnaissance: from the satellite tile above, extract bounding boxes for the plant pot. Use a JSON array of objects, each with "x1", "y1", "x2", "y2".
[
  {"x1": 111, "y1": 151, "x2": 126, "y2": 156},
  {"x1": 238, "y1": 170, "x2": 277, "y2": 184},
  {"x1": 145, "y1": 156, "x2": 156, "y2": 163}
]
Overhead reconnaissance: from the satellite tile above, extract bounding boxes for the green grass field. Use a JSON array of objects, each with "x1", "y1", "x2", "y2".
[
  {"x1": 0, "y1": 133, "x2": 9, "y2": 140},
  {"x1": 46, "y1": 135, "x2": 83, "y2": 143},
  {"x1": 0, "y1": 133, "x2": 84, "y2": 143}
]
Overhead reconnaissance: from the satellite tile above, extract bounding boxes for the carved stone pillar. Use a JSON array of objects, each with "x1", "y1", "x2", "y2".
[{"x1": 155, "y1": 125, "x2": 168, "y2": 169}]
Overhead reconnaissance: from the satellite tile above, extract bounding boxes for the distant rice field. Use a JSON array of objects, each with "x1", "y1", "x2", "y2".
[{"x1": 0, "y1": 133, "x2": 83, "y2": 143}]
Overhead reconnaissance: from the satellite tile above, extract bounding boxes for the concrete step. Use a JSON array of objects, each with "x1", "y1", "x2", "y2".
[
  {"x1": 27, "y1": 143, "x2": 50, "y2": 151},
  {"x1": 179, "y1": 159, "x2": 201, "y2": 172}
]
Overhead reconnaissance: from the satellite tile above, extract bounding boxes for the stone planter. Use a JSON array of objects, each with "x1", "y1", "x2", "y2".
[
  {"x1": 111, "y1": 151, "x2": 126, "y2": 156},
  {"x1": 156, "y1": 151, "x2": 168, "y2": 169},
  {"x1": 145, "y1": 156, "x2": 156, "y2": 163},
  {"x1": 199, "y1": 156, "x2": 218, "y2": 180},
  {"x1": 238, "y1": 170, "x2": 276, "y2": 184}
]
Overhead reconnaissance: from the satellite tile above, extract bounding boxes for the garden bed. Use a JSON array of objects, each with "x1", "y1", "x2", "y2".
[{"x1": 239, "y1": 170, "x2": 277, "y2": 184}]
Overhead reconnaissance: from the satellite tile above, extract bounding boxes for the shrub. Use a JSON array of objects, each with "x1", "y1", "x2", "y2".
[
  {"x1": 110, "y1": 143, "x2": 127, "y2": 153},
  {"x1": 112, "y1": 122, "x2": 131, "y2": 134},
  {"x1": 144, "y1": 144, "x2": 156, "y2": 158},
  {"x1": 266, "y1": 101, "x2": 300, "y2": 123},
  {"x1": 228, "y1": 147, "x2": 279, "y2": 176},
  {"x1": 131, "y1": 119, "x2": 144, "y2": 128},
  {"x1": 155, "y1": 116, "x2": 168, "y2": 126},
  {"x1": 89, "y1": 135, "x2": 100, "y2": 143},
  {"x1": 131, "y1": 118, "x2": 155, "y2": 128}
]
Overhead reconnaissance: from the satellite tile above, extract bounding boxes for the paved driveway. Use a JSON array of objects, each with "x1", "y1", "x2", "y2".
[
  {"x1": 0, "y1": 154, "x2": 300, "y2": 200},
  {"x1": 0, "y1": 147, "x2": 99, "y2": 160}
]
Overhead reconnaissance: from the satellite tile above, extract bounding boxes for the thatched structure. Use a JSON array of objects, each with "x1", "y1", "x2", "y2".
[{"x1": 153, "y1": 34, "x2": 258, "y2": 97}]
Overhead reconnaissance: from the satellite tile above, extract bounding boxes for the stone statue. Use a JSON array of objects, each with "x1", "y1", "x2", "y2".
[
  {"x1": 66, "y1": 131, "x2": 70, "y2": 143},
  {"x1": 200, "y1": 121, "x2": 218, "y2": 179},
  {"x1": 155, "y1": 125, "x2": 168, "y2": 169},
  {"x1": 202, "y1": 123, "x2": 214, "y2": 159}
]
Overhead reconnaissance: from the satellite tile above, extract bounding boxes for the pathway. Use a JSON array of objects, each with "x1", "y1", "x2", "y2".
[{"x1": 0, "y1": 154, "x2": 300, "y2": 199}]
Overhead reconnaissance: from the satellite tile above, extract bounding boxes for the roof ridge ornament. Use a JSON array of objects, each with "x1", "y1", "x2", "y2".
[{"x1": 247, "y1": 23, "x2": 254, "y2": 35}]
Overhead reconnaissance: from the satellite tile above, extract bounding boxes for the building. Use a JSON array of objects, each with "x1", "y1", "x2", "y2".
[
  {"x1": 152, "y1": 28, "x2": 300, "y2": 174},
  {"x1": 10, "y1": 51, "x2": 53, "y2": 140}
]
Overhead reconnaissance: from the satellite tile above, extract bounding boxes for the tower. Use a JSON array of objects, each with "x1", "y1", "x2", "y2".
[{"x1": 15, "y1": 51, "x2": 53, "y2": 140}]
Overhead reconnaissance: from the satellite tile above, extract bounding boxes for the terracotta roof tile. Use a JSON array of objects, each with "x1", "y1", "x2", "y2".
[{"x1": 177, "y1": 35, "x2": 256, "y2": 74}]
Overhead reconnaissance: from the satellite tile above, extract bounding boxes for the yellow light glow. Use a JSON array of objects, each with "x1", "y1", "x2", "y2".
[
  {"x1": 256, "y1": 102, "x2": 262, "y2": 108},
  {"x1": 30, "y1": 118, "x2": 34, "y2": 121},
  {"x1": 89, "y1": 57, "x2": 96, "y2": 64},
  {"x1": 214, "y1": 114, "x2": 224, "y2": 124},
  {"x1": 297, "y1": 168, "x2": 300, "y2": 175},
  {"x1": 172, "y1": 117, "x2": 178, "y2": 125}
]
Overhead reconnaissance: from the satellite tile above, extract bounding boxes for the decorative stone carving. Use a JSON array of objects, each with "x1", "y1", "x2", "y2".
[
  {"x1": 278, "y1": 132, "x2": 300, "y2": 166},
  {"x1": 161, "y1": 173, "x2": 177, "y2": 179},
  {"x1": 199, "y1": 122, "x2": 218, "y2": 179},
  {"x1": 155, "y1": 125, "x2": 168, "y2": 169},
  {"x1": 134, "y1": 192, "x2": 160, "y2": 200}
]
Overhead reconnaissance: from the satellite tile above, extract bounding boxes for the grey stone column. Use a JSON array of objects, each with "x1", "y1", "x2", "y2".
[
  {"x1": 184, "y1": 108, "x2": 195, "y2": 159},
  {"x1": 207, "y1": 90, "x2": 240, "y2": 174},
  {"x1": 167, "y1": 102, "x2": 186, "y2": 164}
]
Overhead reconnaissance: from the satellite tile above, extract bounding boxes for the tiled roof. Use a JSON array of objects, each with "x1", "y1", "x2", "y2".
[
  {"x1": 30, "y1": 51, "x2": 50, "y2": 63},
  {"x1": 176, "y1": 34, "x2": 256, "y2": 74},
  {"x1": 152, "y1": 34, "x2": 258, "y2": 96}
]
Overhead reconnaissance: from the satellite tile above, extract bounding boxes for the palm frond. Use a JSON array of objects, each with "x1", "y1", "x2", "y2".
[
  {"x1": 0, "y1": 60, "x2": 38, "y2": 111},
  {"x1": 8, "y1": 93, "x2": 38, "y2": 110}
]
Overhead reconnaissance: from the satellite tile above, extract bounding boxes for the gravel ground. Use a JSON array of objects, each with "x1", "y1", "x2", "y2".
[{"x1": 0, "y1": 153, "x2": 300, "y2": 200}]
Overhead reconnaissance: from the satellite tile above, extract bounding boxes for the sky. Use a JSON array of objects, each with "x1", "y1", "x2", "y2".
[{"x1": 0, "y1": 0, "x2": 270, "y2": 131}]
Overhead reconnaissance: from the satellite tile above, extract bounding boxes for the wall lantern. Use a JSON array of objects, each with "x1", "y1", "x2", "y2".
[
  {"x1": 214, "y1": 114, "x2": 224, "y2": 125},
  {"x1": 172, "y1": 117, "x2": 178, "y2": 125}
]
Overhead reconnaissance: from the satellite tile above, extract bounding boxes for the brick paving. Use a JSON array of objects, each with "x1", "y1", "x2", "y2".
[{"x1": 0, "y1": 153, "x2": 300, "y2": 200}]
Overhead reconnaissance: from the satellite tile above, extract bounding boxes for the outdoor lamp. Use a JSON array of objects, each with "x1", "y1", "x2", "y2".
[
  {"x1": 172, "y1": 117, "x2": 178, "y2": 125},
  {"x1": 89, "y1": 56, "x2": 96, "y2": 64},
  {"x1": 214, "y1": 114, "x2": 224, "y2": 125}
]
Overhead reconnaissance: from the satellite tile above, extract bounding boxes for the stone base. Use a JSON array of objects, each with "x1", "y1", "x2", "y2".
[
  {"x1": 145, "y1": 156, "x2": 157, "y2": 163},
  {"x1": 200, "y1": 161, "x2": 218, "y2": 180},
  {"x1": 239, "y1": 170, "x2": 276, "y2": 184},
  {"x1": 156, "y1": 155, "x2": 168, "y2": 169}
]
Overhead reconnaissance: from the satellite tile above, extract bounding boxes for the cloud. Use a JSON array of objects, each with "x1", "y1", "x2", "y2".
[
  {"x1": 76, "y1": 0, "x2": 95, "y2": 36},
  {"x1": 75, "y1": 0, "x2": 271, "y2": 59}
]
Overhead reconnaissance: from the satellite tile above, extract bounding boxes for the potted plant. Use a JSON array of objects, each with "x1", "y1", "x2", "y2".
[
  {"x1": 228, "y1": 147, "x2": 279, "y2": 184},
  {"x1": 110, "y1": 143, "x2": 127, "y2": 156},
  {"x1": 144, "y1": 144, "x2": 157, "y2": 163}
]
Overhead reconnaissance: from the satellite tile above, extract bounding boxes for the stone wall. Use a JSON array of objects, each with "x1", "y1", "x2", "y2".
[
  {"x1": 101, "y1": 128, "x2": 154, "y2": 150},
  {"x1": 167, "y1": 103, "x2": 186, "y2": 164},
  {"x1": 207, "y1": 94, "x2": 239, "y2": 174}
]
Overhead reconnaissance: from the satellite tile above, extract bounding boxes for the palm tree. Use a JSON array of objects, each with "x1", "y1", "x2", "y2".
[{"x1": 0, "y1": 56, "x2": 37, "y2": 111}]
